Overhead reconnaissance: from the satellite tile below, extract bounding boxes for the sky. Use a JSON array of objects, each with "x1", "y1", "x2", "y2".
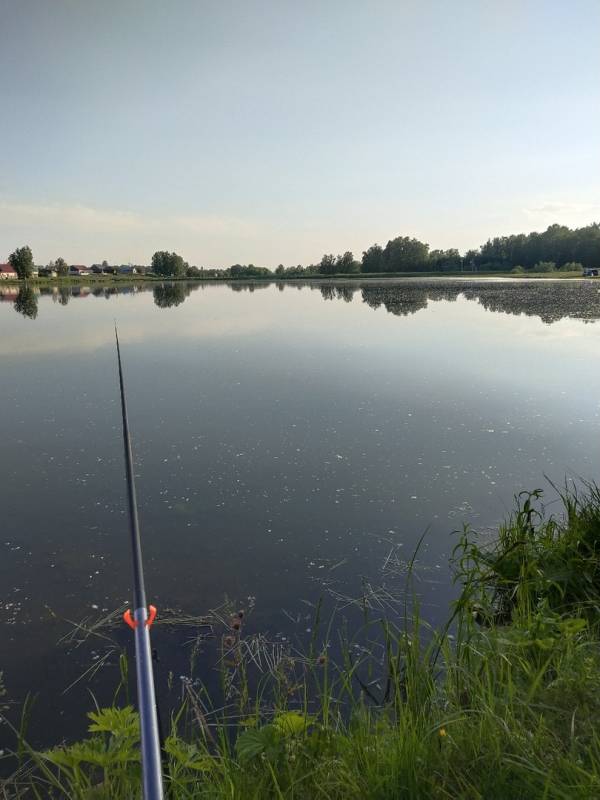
[{"x1": 1, "y1": 0, "x2": 599, "y2": 267}]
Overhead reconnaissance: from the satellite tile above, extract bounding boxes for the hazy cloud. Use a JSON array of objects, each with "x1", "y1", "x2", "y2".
[{"x1": 523, "y1": 201, "x2": 600, "y2": 224}]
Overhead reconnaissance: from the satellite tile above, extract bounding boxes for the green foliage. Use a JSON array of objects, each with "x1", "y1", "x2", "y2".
[
  {"x1": 534, "y1": 260, "x2": 556, "y2": 272},
  {"x1": 228, "y1": 263, "x2": 272, "y2": 278},
  {"x1": 476, "y1": 223, "x2": 600, "y2": 271},
  {"x1": 454, "y1": 486, "x2": 600, "y2": 624},
  {"x1": 559, "y1": 261, "x2": 584, "y2": 272},
  {"x1": 13, "y1": 484, "x2": 600, "y2": 799},
  {"x1": 382, "y1": 235, "x2": 429, "y2": 272},
  {"x1": 151, "y1": 250, "x2": 189, "y2": 277},
  {"x1": 55, "y1": 256, "x2": 68, "y2": 276},
  {"x1": 9, "y1": 245, "x2": 34, "y2": 279},
  {"x1": 361, "y1": 244, "x2": 383, "y2": 273},
  {"x1": 318, "y1": 252, "x2": 359, "y2": 275},
  {"x1": 318, "y1": 253, "x2": 337, "y2": 275},
  {"x1": 429, "y1": 247, "x2": 461, "y2": 271}
]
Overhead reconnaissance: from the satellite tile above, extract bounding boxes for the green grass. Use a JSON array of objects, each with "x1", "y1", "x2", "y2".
[
  {"x1": 4, "y1": 485, "x2": 600, "y2": 798},
  {"x1": 0, "y1": 269, "x2": 592, "y2": 289}
]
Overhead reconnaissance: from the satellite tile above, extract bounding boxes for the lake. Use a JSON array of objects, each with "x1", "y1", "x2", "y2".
[{"x1": 1, "y1": 278, "x2": 600, "y2": 749}]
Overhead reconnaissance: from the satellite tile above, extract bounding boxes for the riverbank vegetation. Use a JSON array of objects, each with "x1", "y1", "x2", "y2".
[
  {"x1": 4, "y1": 484, "x2": 600, "y2": 798},
  {"x1": 3, "y1": 222, "x2": 599, "y2": 283}
]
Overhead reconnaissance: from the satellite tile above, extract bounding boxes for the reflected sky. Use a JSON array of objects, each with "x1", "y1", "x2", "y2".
[{"x1": 1, "y1": 278, "x2": 600, "y2": 748}]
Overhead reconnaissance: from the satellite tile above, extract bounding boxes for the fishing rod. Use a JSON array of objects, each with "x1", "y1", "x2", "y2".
[{"x1": 115, "y1": 326, "x2": 164, "y2": 800}]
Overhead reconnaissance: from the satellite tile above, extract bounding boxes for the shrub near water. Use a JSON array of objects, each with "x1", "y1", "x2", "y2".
[{"x1": 6, "y1": 486, "x2": 600, "y2": 798}]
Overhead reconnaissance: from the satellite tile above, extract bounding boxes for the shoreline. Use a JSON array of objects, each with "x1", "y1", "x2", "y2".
[{"x1": 0, "y1": 269, "x2": 593, "y2": 288}]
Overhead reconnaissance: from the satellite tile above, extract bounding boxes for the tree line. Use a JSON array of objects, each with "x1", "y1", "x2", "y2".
[{"x1": 5, "y1": 222, "x2": 600, "y2": 281}]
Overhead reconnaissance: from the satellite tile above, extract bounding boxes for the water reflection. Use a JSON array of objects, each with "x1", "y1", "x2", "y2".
[
  {"x1": 153, "y1": 283, "x2": 191, "y2": 308},
  {"x1": 356, "y1": 281, "x2": 600, "y2": 324},
  {"x1": 1, "y1": 279, "x2": 600, "y2": 324},
  {"x1": 1, "y1": 275, "x2": 600, "y2": 753},
  {"x1": 13, "y1": 286, "x2": 38, "y2": 319}
]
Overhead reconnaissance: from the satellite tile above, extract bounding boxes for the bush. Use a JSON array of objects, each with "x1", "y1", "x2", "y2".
[
  {"x1": 558, "y1": 261, "x2": 583, "y2": 272},
  {"x1": 12, "y1": 484, "x2": 600, "y2": 799},
  {"x1": 533, "y1": 260, "x2": 556, "y2": 273}
]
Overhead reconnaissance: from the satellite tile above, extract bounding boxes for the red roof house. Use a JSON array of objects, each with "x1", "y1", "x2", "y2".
[{"x1": 0, "y1": 263, "x2": 18, "y2": 279}]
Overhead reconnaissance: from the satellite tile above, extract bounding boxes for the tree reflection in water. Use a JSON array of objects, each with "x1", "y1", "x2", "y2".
[
  {"x1": 13, "y1": 286, "x2": 38, "y2": 319},
  {"x1": 153, "y1": 283, "x2": 191, "y2": 308},
  {"x1": 8, "y1": 279, "x2": 600, "y2": 325}
]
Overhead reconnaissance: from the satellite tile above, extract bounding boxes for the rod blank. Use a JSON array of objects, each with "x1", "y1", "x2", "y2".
[{"x1": 116, "y1": 327, "x2": 164, "y2": 800}]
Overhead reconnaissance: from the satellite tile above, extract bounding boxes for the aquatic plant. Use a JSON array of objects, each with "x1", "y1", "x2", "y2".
[{"x1": 4, "y1": 485, "x2": 600, "y2": 799}]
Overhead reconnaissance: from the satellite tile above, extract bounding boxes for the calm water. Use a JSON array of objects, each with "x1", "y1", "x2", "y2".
[{"x1": 1, "y1": 278, "x2": 600, "y2": 747}]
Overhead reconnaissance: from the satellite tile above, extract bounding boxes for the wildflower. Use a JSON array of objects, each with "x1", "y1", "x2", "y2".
[
  {"x1": 317, "y1": 655, "x2": 327, "y2": 666},
  {"x1": 439, "y1": 728, "x2": 447, "y2": 737},
  {"x1": 231, "y1": 620, "x2": 241, "y2": 631},
  {"x1": 223, "y1": 635, "x2": 235, "y2": 648}
]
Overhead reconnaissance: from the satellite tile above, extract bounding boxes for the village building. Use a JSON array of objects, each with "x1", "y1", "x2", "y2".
[
  {"x1": 0, "y1": 263, "x2": 18, "y2": 279},
  {"x1": 69, "y1": 265, "x2": 91, "y2": 276}
]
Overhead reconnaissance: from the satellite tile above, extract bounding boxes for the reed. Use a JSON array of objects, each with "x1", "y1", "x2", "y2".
[{"x1": 4, "y1": 484, "x2": 600, "y2": 799}]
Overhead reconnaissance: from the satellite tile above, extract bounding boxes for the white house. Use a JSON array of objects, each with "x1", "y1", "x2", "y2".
[{"x1": 69, "y1": 265, "x2": 91, "y2": 276}]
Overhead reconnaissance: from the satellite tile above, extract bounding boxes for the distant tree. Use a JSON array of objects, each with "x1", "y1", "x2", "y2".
[
  {"x1": 13, "y1": 285, "x2": 38, "y2": 318},
  {"x1": 151, "y1": 251, "x2": 188, "y2": 278},
  {"x1": 318, "y1": 254, "x2": 337, "y2": 275},
  {"x1": 283, "y1": 264, "x2": 306, "y2": 277},
  {"x1": 429, "y1": 248, "x2": 461, "y2": 271},
  {"x1": 382, "y1": 236, "x2": 429, "y2": 272},
  {"x1": 186, "y1": 265, "x2": 202, "y2": 278},
  {"x1": 55, "y1": 257, "x2": 68, "y2": 276},
  {"x1": 464, "y1": 249, "x2": 479, "y2": 270},
  {"x1": 362, "y1": 244, "x2": 384, "y2": 273},
  {"x1": 275, "y1": 264, "x2": 285, "y2": 276},
  {"x1": 9, "y1": 246, "x2": 34, "y2": 279},
  {"x1": 335, "y1": 251, "x2": 359, "y2": 274},
  {"x1": 102, "y1": 260, "x2": 109, "y2": 269},
  {"x1": 228, "y1": 264, "x2": 272, "y2": 278}
]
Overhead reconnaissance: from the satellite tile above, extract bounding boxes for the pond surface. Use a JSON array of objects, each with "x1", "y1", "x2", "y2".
[{"x1": 1, "y1": 278, "x2": 600, "y2": 748}]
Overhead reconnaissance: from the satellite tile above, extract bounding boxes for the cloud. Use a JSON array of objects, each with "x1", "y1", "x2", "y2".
[
  {"x1": 0, "y1": 200, "x2": 263, "y2": 250},
  {"x1": 0, "y1": 201, "x2": 144, "y2": 233},
  {"x1": 523, "y1": 201, "x2": 600, "y2": 223}
]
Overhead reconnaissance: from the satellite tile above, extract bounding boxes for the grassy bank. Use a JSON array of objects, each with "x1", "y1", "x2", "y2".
[
  {"x1": 0, "y1": 269, "x2": 592, "y2": 289},
  {"x1": 4, "y1": 484, "x2": 600, "y2": 798}
]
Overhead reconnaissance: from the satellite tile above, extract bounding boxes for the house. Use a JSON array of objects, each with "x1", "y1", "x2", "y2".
[
  {"x1": 38, "y1": 267, "x2": 58, "y2": 278},
  {"x1": 583, "y1": 268, "x2": 599, "y2": 277},
  {"x1": 91, "y1": 264, "x2": 105, "y2": 274},
  {"x1": 69, "y1": 265, "x2": 91, "y2": 276},
  {"x1": 118, "y1": 265, "x2": 138, "y2": 275},
  {"x1": 0, "y1": 263, "x2": 18, "y2": 279}
]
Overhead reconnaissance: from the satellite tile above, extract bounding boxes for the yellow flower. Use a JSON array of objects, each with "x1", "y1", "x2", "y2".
[{"x1": 439, "y1": 728, "x2": 447, "y2": 737}]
